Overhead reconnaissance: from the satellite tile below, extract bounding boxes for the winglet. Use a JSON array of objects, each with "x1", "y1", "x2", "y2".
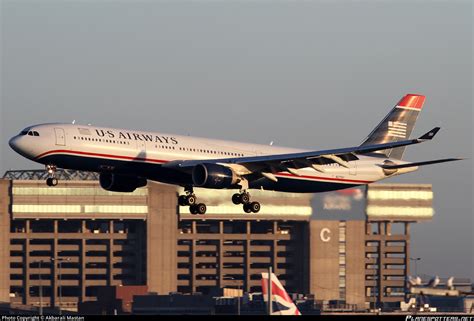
[{"x1": 418, "y1": 127, "x2": 441, "y2": 141}]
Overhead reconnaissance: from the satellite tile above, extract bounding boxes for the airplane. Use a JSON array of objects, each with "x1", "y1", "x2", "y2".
[
  {"x1": 261, "y1": 272, "x2": 301, "y2": 315},
  {"x1": 8, "y1": 94, "x2": 462, "y2": 215},
  {"x1": 426, "y1": 275, "x2": 441, "y2": 288},
  {"x1": 406, "y1": 275, "x2": 468, "y2": 298}
]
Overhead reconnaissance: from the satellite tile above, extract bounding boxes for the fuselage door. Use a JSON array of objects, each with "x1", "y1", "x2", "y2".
[{"x1": 54, "y1": 128, "x2": 66, "y2": 146}]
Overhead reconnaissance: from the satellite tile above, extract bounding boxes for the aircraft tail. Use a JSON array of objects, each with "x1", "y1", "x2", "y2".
[
  {"x1": 261, "y1": 272, "x2": 301, "y2": 315},
  {"x1": 360, "y1": 94, "x2": 426, "y2": 160}
]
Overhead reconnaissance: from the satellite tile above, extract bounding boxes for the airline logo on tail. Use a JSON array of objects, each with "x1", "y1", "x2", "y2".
[
  {"x1": 388, "y1": 121, "x2": 408, "y2": 138},
  {"x1": 261, "y1": 272, "x2": 301, "y2": 315},
  {"x1": 360, "y1": 93, "x2": 427, "y2": 160}
]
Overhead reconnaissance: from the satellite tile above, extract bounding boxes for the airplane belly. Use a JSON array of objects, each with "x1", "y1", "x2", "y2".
[
  {"x1": 249, "y1": 176, "x2": 362, "y2": 193},
  {"x1": 37, "y1": 153, "x2": 193, "y2": 185}
]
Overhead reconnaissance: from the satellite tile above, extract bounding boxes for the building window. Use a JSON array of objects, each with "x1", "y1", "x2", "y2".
[{"x1": 338, "y1": 221, "x2": 346, "y2": 301}]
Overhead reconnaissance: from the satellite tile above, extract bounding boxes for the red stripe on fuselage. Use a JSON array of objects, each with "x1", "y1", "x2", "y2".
[
  {"x1": 36, "y1": 149, "x2": 373, "y2": 185},
  {"x1": 275, "y1": 172, "x2": 372, "y2": 184},
  {"x1": 35, "y1": 149, "x2": 168, "y2": 164}
]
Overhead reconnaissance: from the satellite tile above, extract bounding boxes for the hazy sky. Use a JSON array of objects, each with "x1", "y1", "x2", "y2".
[{"x1": 1, "y1": 0, "x2": 472, "y2": 278}]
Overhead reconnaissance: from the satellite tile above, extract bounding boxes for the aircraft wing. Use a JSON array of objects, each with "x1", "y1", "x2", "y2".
[{"x1": 165, "y1": 128, "x2": 441, "y2": 177}]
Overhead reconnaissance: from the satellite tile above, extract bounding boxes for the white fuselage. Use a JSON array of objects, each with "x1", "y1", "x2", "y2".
[{"x1": 9, "y1": 123, "x2": 416, "y2": 193}]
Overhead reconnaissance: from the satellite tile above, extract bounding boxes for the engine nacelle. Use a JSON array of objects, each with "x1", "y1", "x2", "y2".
[
  {"x1": 382, "y1": 160, "x2": 398, "y2": 176},
  {"x1": 192, "y1": 163, "x2": 239, "y2": 189},
  {"x1": 99, "y1": 173, "x2": 147, "y2": 192}
]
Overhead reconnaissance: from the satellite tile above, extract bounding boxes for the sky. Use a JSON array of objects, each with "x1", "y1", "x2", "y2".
[{"x1": 1, "y1": 0, "x2": 472, "y2": 278}]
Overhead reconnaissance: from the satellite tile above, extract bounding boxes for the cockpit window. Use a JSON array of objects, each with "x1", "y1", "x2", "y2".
[{"x1": 24, "y1": 131, "x2": 40, "y2": 136}]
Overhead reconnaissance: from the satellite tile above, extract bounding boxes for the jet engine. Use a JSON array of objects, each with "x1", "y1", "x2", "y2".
[
  {"x1": 381, "y1": 160, "x2": 398, "y2": 176},
  {"x1": 99, "y1": 173, "x2": 147, "y2": 192},
  {"x1": 192, "y1": 163, "x2": 240, "y2": 189}
]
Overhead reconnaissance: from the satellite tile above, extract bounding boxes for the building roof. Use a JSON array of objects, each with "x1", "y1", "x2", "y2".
[
  {"x1": 3, "y1": 169, "x2": 99, "y2": 181},
  {"x1": 366, "y1": 183, "x2": 433, "y2": 221},
  {"x1": 3, "y1": 170, "x2": 433, "y2": 222}
]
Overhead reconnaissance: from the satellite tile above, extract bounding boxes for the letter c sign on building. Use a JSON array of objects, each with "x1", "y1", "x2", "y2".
[{"x1": 320, "y1": 228, "x2": 331, "y2": 242}]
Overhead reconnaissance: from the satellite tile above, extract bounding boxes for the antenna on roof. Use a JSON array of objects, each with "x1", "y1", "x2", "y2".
[
  {"x1": 269, "y1": 141, "x2": 274, "y2": 146},
  {"x1": 72, "y1": 120, "x2": 76, "y2": 124}
]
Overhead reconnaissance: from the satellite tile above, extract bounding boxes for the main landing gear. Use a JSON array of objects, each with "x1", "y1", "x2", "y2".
[
  {"x1": 178, "y1": 187, "x2": 207, "y2": 215},
  {"x1": 45, "y1": 165, "x2": 58, "y2": 187},
  {"x1": 178, "y1": 188, "x2": 261, "y2": 215},
  {"x1": 232, "y1": 191, "x2": 261, "y2": 213}
]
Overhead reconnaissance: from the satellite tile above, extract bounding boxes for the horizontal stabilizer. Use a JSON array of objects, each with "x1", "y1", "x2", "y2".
[
  {"x1": 380, "y1": 158, "x2": 464, "y2": 170},
  {"x1": 418, "y1": 127, "x2": 441, "y2": 141}
]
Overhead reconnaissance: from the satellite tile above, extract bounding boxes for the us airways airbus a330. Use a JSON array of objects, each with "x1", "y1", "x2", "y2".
[{"x1": 9, "y1": 94, "x2": 461, "y2": 215}]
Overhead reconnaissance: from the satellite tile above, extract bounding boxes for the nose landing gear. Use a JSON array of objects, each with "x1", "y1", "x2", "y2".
[
  {"x1": 178, "y1": 187, "x2": 207, "y2": 215},
  {"x1": 232, "y1": 191, "x2": 260, "y2": 213},
  {"x1": 45, "y1": 165, "x2": 58, "y2": 187}
]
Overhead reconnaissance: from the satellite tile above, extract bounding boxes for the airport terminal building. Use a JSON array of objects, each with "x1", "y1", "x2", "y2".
[{"x1": 0, "y1": 170, "x2": 434, "y2": 311}]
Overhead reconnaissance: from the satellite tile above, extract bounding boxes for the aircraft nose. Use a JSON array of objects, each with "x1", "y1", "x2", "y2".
[
  {"x1": 8, "y1": 135, "x2": 33, "y2": 159},
  {"x1": 8, "y1": 136, "x2": 19, "y2": 151}
]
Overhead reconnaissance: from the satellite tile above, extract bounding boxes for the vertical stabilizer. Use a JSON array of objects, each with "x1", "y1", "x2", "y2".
[
  {"x1": 261, "y1": 272, "x2": 301, "y2": 315},
  {"x1": 360, "y1": 94, "x2": 426, "y2": 159}
]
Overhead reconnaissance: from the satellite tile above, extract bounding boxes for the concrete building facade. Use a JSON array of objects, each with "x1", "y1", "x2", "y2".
[{"x1": 0, "y1": 171, "x2": 433, "y2": 311}]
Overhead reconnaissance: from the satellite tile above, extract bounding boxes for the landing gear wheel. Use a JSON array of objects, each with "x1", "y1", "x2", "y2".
[
  {"x1": 196, "y1": 203, "x2": 207, "y2": 215},
  {"x1": 178, "y1": 195, "x2": 188, "y2": 206},
  {"x1": 51, "y1": 178, "x2": 58, "y2": 186},
  {"x1": 240, "y1": 192, "x2": 250, "y2": 204},
  {"x1": 186, "y1": 194, "x2": 197, "y2": 206},
  {"x1": 45, "y1": 165, "x2": 58, "y2": 187},
  {"x1": 46, "y1": 177, "x2": 58, "y2": 187},
  {"x1": 232, "y1": 193, "x2": 242, "y2": 205},
  {"x1": 243, "y1": 203, "x2": 252, "y2": 213},
  {"x1": 190, "y1": 205, "x2": 199, "y2": 215},
  {"x1": 250, "y1": 201, "x2": 260, "y2": 213}
]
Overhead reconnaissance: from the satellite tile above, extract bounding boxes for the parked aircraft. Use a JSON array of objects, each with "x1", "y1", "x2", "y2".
[{"x1": 261, "y1": 272, "x2": 301, "y2": 315}]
